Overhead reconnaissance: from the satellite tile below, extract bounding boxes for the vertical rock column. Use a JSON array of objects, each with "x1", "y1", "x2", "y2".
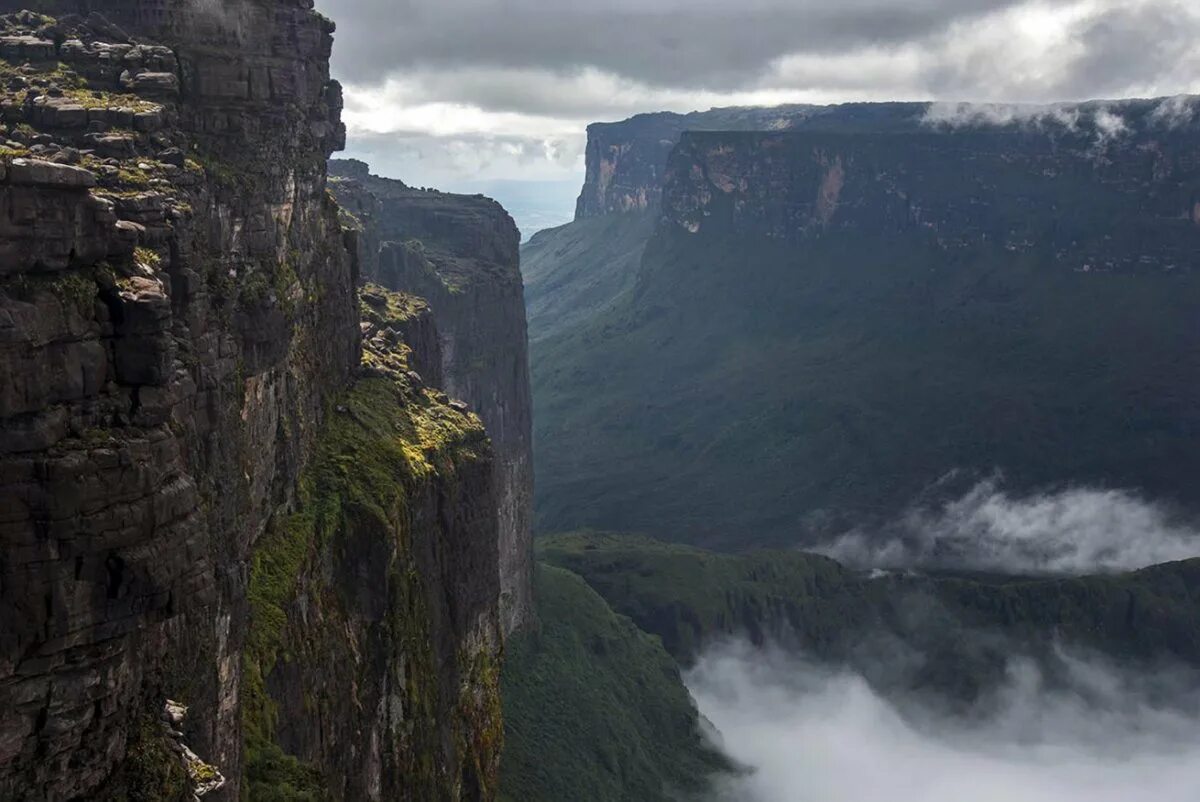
[{"x1": 328, "y1": 163, "x2": 535, "y2": 633}]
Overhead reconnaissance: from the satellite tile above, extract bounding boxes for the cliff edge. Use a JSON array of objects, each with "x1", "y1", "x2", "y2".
[
  {"x1": 330, "y1": 160, "x2": 535, "y2": 635},
  {"x1": 0, "y1": 4, "x2": 506, "y2": 800}
]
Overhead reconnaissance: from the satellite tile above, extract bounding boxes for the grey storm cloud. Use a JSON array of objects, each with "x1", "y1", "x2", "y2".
[
  {"x1": 322, "y1": 0, "x2": 1042, "y2": 90},
  {"x1": 317, "y1": 0, "x2": 1200, "y2": 186},
  {"x1": 1058, "y1": 3, "x2": 1200, "y2": 97}
]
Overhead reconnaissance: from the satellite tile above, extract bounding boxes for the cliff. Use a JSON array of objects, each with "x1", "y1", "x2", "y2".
[
  {"x1": 573, "y1": 102, "x2": 933, "y2": 219},
  {"x1": 243, "y1": 284, "x2": 502, "y2": 801},
  {"x1": 664, "y1": 123, "x2": 1200, "y2": 271},
  {"x1": 329, "y1": 161, "x2": 535, "y2": 634},
  {"x1": 533, "y1": 98, "x2": 1200, "y2": 547},
  {"x1": 572, "y1": 98, "x2": 1200, "y2": 223},
  {"x1": 0, "y1": 4, "x2": 503, "y2": 801}
]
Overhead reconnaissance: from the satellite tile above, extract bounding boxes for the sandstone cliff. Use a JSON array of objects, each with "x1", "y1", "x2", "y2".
[
  {"x1": 330, "y1": 161, "x2": 535, "y2": 635},
  {"x1": 662, "y1": 122, "x2": 1200, "y2": 270},
  {"x1": 572, "y1": 99, "x2": 1200, "y2": 223},
  {"x1": 0, "y1": 4, "x2": 504, "y2": 800},
  {"x1": 573, "y1": 102, "x2": 937, "y2": 219}
]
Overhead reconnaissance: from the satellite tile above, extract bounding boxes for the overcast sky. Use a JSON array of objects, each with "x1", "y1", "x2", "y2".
[{"x1": 318, "y1": 0, "x2": 1200, "y2": 190}]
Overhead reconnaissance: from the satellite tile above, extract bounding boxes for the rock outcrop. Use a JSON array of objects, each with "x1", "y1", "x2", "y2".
[
  {"x1": 572, "y1": 98, "x2": 1200, "y2": 223},
  {"x1": 0, "y1": 4, "x2": 504, "y2": 801},
  {"x1": 330, "y1": 160, "x2": 535, "y2": 635},
  {"x1": 574, "y1": 102, "x2": 933, "y2": 219}
]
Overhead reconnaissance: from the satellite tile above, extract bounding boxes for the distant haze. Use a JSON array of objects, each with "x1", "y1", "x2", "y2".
[
  {"x1": 689, "y1": 641, "x2": 1200, "y2": 802},
  {"x1": 439, "y1": 179, "x2": 580, "y2": 241}
]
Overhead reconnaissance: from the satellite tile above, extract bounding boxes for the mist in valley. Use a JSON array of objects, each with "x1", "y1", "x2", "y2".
[
  {"x1": 689, "y1": 481, "x2": 1200, "y2": 801},
  {"x1": 816, "y1": 479, "x2": 1200, "y2": 575},
  {"x1": 688, "y1": 640, "x2": 1200, "y2": 802}
]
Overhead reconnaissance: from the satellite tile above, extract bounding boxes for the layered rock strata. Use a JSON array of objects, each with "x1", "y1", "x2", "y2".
[
  {"x1": 330, "y1": 161, "x2": 534, "y2": 635},
  {"x1": 0, "y1": 5, "x2": 504, "y2": 800}
]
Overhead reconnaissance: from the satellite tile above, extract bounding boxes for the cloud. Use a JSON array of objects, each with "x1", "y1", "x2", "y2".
[
  {"x1": 688, "y1": 641, "x2": 1200, "y2": 802},
  {"x1": 339, "y1": 129, "x2": 585, "y2": 187},
  {"x1": 815, "y1": 479, "x2": 1200, "y2": 574},
  {"x1": 315, "y1": 0, "x2": 1200, "y2": 187},
  {"x1": 921, "y1": 100, "x2": 1084, "y2": 129},
  {"x1": 321, "y1": 0, "x2": 1024, "y2": 90},
  {"x1": 1150, "y1": 95, "x2": 1199, "y2": 127}
]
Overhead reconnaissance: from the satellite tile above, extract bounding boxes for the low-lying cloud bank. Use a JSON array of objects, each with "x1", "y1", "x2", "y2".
[
  {"x1": 816, "y1": 479, "x2": 1200, "y2": 574},
  {"x1": 689, "y1": 641, "x2": 1200, "y2": 802},
  {"x1": 920, "y1": 96, "x2": 1197, "y2": 149}
]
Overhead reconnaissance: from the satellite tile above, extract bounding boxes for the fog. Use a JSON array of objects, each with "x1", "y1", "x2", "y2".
[
  {"x1": 688, "y1": 641, "x2": 1200, "y2": 802},
  {"x1": 816, "y1": 479, "x2": 1200, "y2": 574}
]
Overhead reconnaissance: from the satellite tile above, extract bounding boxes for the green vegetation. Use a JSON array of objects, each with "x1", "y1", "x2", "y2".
[
  {"x1": 242, "y1": 740, "x2": 327, "y2": 802},
  {"x1": 0, "y1": 59, "x2": 161, "y2": 112},
  {"x1": 133, "y1": 247, "x2": 161, "y2": 270},
  {"x1": 1, "y1": 267, "x2": 98, "y2": 314},
  {"x1": 499, "y1": 563, "x2": 729, "y2": 802},
  {"x1": 531, "y1": 218, "x2": 1200, "y2": 548},
  {"x1": 108, "y1": 716, "x2": 191, "y2": 802},
  {"x1": 359, "y1": 282, "x2": 427, "y2": 326},
  {"x1": 538, "y1": 532, "x2": 1200, "y2": 701},
  {"x1": 243, "y1": 292, "x2": 493, "y2": 800},
  {"x1": 242, "y1": 378, "x2": 482, "y2": 794},
  {"x1": 538, "y1": 532, "x2": 854, "y2": 659},
  {"x1": 521, "y1": 210, "x2": 654, "y2": 344}
]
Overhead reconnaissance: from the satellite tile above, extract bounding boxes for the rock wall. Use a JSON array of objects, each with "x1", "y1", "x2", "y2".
[
  {"x1": 662, "y1": 125, "x2": 1200, "y2": 271},
  {"x1": 242, "y1": 284, "x2": 502, "y2": 802},
  {"x1": 329, "y1": 162, "x2": 535, "y2": 635},
  {"x1": 572, "y1": 98, "x2": 1200, "y2": 223},
  {"x1": 0, "y1": 4, "x2": 503, "y2": 800},
  {"x1": 573, "y1": 103, "x2": 924, "y2": 219}
]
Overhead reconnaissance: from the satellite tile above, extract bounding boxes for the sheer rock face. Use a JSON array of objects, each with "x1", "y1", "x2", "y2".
[
  {"x1": 0, "y1": 5, "x2": 502, "y2": 801},
  {"x1": 573, "y1": 104, "x2": 835, "y2": 219},
  {"x1": 662, "y1": 124, "x2": 1200, "y2": 271},
  {"x1": 572, "y1": 103, "x2": 938, "y2": 219},
  {"x1": 330, "y1": 161, "x2": 535, "y2": 635},
  {"x1": 573, "y1": 98, "x2": 1200, "y2": 225}
]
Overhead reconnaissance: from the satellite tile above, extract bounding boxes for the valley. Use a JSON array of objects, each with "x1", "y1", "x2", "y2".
[{"x1": 0, "y1": 2, "x2": 1196, "y2": 801}]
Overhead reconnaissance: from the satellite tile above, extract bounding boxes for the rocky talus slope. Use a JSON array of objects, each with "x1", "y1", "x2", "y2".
[
  {"x1": 0, "y1": 5, "x2": 505, "y2": 801},
  {"x1": 330, "y1": 159, "x2": 535, "y2": 634}
]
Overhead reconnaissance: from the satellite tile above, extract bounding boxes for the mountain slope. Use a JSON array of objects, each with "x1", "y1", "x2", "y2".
[
  {"x1": 521, "y1": 211, "x2": 654, "y2": 344},
  {"x1": 499, "y1": 563, "x2": 728, "y2": 802},
  {"x1": 532, "y1": 101, "x2": 1200, "y2": 549}
]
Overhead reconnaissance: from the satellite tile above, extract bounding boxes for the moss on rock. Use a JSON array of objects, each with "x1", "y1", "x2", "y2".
[{"x1": 242, "y1": 284, "x2": 499, "y2": 800}]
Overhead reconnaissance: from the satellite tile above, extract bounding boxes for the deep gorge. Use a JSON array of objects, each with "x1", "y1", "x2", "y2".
[{"x1": 1, "y1": 2, "x2": 1199, "y2": 801}]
